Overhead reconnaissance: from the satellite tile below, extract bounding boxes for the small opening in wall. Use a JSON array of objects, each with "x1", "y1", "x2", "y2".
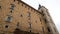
[
  {"x1": 5, "y1": 25, "x2": 8, "y2": 28},
  {"x1": 42, "y1": 27, "x2": 44, "y2": 32},
  {"x1": 10, "y1": 10, "x2": 12, "y2": 13},
  {"x1": 30, "y1": 30, "x2": 31, "y2": 32},
  {"x1": 27, "y1": 12, "x2": 31, "y2": 17},
  {"x1": 47, "y1": 27, "x2": 51, "y2": 32},
  {"x1": 44, "y1": 18, "x2": 47, "y2": 23},
  {"x1": 22, "y1": 4, "x2": 23, "y2": 6},
  {"x1": 17, "y1": 22, "x2": 19, "y2": 27},
  {"x1": 0, "y1": 6, "x2": 1, "y2": 9},
  {"x1": 28, "y1": 18, "x2": 30, "y2": 20},
  {"x1": 20, "y1": 14, "x2": 23, "y2": 17},
  {"x1": 28, "y1": 22, "x2": 32, "y2": 29}
]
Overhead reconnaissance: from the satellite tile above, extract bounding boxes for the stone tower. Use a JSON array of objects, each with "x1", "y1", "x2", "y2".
[
  {"x1": 0, "y1": 0, "x2": 59, "y2": 34},
  {"x1": 38, "y1": 5, "x2": 59, "y2": 34}
]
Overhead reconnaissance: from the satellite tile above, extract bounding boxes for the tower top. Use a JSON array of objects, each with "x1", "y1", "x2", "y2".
[{"x1": 38, "y1": 4, "x2": 41, "y2": 10}]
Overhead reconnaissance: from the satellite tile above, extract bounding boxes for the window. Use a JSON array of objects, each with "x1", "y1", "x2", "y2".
[
  {"x1": 28, "y1": 22, "x2": 31, "y2": 29},
  {"x1": 40, "y1": 18, "x2": 42, "y2": 24},
  {"x1": 10, "y1": 10, "x2": 13, "y2": 13},
  {"x1": 22, "y1": 4, "x2": 23, "y2": 6},
  {"x1": 20, "y1": 14, "x2": 23, "y2": 17},
  {"x1": 28, "y1": 18, "x2": 30, "y2": 20},
  {"x1": 29, "y1": 23, "x2": 31, "y2": 29},
  {"x1": 47, "y1": 27, "x2": 50, "y2": 32},
  {"x1": 28, "y1": 22, "x2": 32, "y2": 32},
  {"x1": 10, "y1": 4, "x2": 14, "y2": 10},
  {"x1": 5, "y1": 15, "x2": 12, "y2": 22},
  {"x1": 5, "y1": 25, "x2": 8, "y2": 28},
  {"x1": 17, "y1": 22, "x2": 19, "y2": 27},
  {"x1": 44, "y1": 18, "x2": 47, "y2": 23},
  {"x1": 30, "y1": 30, "x2": 31, "y2": 32},
  {"x1": 27, "y1": 12, "x2": 31, "y2": 17},
  {"x1": 0, "y1": 6, "x2": 1, "y2": 9}
]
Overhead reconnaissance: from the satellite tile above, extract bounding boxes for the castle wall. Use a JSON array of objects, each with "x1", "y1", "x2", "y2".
[{"x1": 0, "y1": 0, "x2": 59, "y2": 34}]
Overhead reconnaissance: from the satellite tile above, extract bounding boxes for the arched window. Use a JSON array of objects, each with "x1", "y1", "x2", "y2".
[{"x1": 5, "y1": 15, "x2": 12, "y2": 22}]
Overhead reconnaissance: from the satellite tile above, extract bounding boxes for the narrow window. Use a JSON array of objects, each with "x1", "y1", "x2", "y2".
[
  {"x1": 10, "y1": 4, "x2": 14, "y2": 10},
  {"x1": 17, "y1": 22, "x2": 19, "y2": 27},
  {"x1": 29, "y1": 22, "x2": 32, "y2": 32},
  {"x1": 28, "y1": 18, "x2": 30, "y2": 20},
  {"x1": 0, "y1": 6, "x2": 1, "y2": 9},
  {"x1": 29, "y1": 23, "x2": 31, "y2": 29},
  {"x1": 30, "y1": 30, "x2": 31, "y2": 32},
  {"x1": 44, "y1": 18, "x2": 47, "y2": 23},
  {"x1": 40, "y1": 18, "x2": 42, "y2": 24},
  {"x1": 27, "y1": 12, "x2": 31, "y2": 17},
  {"x1": 20, "y1": 14, "x2": 23, "y2": 17},
  {"x1": 10, "y1": 10, "x2": 13, "y2": 13},
  {"x1": 42, "y1": 27, "x2": 44, "y2": 32},
  {"x1": 28, "y1": 22, "x2": 31, "y2": 29},
  {"x1": 5, "y1": 15, "x2": 12, "y2": 22},
  {"x1": 22, "y1": 4, "x2": 23, "y2": 6},
  {"x1": 47, "y1": 27, "x2": 50, "y2": 32}
]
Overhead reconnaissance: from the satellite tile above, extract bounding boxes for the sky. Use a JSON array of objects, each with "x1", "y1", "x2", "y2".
[{"x1": 22, "y1": 0, "x2": 60, "y2": 33}]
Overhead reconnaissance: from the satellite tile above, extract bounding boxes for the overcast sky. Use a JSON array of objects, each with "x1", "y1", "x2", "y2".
[{"x1": 22, "y1": 0, "x2": 60, "y2": 33}]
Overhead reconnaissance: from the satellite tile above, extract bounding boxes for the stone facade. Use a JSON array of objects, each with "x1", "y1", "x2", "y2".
[{"x1": 0, "y1": 0, "x2": 59, "y2": 34}]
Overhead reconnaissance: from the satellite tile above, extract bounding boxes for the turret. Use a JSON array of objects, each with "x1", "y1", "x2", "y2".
[{"x1": 38, "y1": 5, "x2": 59, "y2": 34}]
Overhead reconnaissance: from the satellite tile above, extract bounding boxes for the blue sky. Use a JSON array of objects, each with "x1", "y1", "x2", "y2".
[{"x1": 22, "y1": 0, "x2": 60, "y2": 33}]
